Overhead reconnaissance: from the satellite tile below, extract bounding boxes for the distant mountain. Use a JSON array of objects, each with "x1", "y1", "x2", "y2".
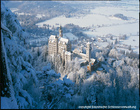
[
  {"x1": 4, "y1": 1, "x2": 78, "y2": 31},
  {"x1": 5, "y1": 1, "x2": 76, "y2": 15}
]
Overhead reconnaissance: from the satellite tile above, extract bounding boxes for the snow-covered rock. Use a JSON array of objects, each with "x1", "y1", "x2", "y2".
[{"x1": 1, "y1": 97, "x2": 18, "y2": 109}]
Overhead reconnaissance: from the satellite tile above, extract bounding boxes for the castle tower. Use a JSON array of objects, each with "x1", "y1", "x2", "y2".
[
  {"x1": 54, "y1": 35, "x2": 58, "y2": 54},
  {"x1": 87, "y1": 62, "x2": 91, "y2": 74},
  {"x1": 59, "y1": 25, "x2": 63, "y2": 37},
  {"x1": 48, "y1": 35, "x2": 57, "y2": 55},
  {"x1": 86, "y1": 42, "x2": 91, "y2": 62}
]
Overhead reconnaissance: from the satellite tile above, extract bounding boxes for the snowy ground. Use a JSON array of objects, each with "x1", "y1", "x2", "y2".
[
  {"x1": 120, "y1": 35, "x2": 139, "y2": 47},
  {"x1": 95, "y1": 42, "x2": 109, "y2": 49},
  {"x1": 36, "y1": 5, "x2": 138, "y2": 29},
  {"x1": 84, "y1": 23, "x2": 139, "y2": 37},
  {"x1": 36, "y1": 11, "x2": 137, "y2": 29},
  {"x1": 120, "y1": 35, "x2": 139, "y2": 54}
]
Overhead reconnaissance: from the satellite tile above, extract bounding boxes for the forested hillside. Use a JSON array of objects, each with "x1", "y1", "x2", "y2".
[
  {"x1": 1, "y1": 3, "x2": 75, "y2": 109},
  {"x1": 1, "y1": 2, "x2": 38, "y2": 108}
]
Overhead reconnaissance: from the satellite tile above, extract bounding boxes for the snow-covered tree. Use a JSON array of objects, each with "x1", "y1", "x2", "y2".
[
  {"x1": 41, "y1": 45, "x2": 48, "y2": 61},
  {"x1": 114, "y1": 38, "x2": 117, "y2": 44},
  {"x1": 39, "y1": 65, "x2": 74, "y2": 109},
  {"x1": 1, "y1": 2, "x2": 29, "y2": 47},
  {"x1": 108, "y1": 48, "x2": 122, "y2": 60},
  {"x1": 1, "y1": 2, "x2": 39, "y2": 109}
]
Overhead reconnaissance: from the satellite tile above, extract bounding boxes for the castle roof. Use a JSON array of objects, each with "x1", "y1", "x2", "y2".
[
  {"x1": 65, "y1": 51, "x2": 71, "y2": 55},
  {"x1": 59, "y1": 37, "x2": 69, "y2": 44},
  {"x1": 79, "y1": 53, "x2": 86, "y2": 57},
  {"x1": 49, "y1": 35, "x2": 57, "y2": 40}
]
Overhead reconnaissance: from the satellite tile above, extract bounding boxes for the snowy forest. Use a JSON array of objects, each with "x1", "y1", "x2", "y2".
[{"x1": 1, "y1": 1, "x2": 139, "y2": 109}]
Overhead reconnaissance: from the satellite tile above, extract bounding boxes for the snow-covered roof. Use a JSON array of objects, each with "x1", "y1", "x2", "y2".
[
  {"x1": 59, "y1": 37, "x2": 69, "y2": 44},
  {"x1": 49, "y1": 35, "x2": 56, "y2": 40},
  {"x1": 65, "y1": 51, "x2": 71, "y2": 55},
  {"x1": 79, "y1": 53, "x2": 86, "y2": 57},
  {"x1": 78, "y1": 59, "x2": 87, "y2": 64},
  {"x1": 73, "y1": 47, "x2": 82, "y2": 53},
  {"x1": 90, "y1": 58, "x2": 96, "y2": 63}
]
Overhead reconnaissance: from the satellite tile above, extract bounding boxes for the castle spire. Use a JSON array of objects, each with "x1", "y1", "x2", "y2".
[{"x1": 59, "y1": 25, "x2": 63, "y2": 37}]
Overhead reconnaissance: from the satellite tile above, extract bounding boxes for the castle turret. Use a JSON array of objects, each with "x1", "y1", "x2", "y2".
[
  {"x1": 59, "y1": 25, "x2": 63, "y2": 37},
  {"x1": 86, "y1": 42, "x2": 91, "y2": 62}
]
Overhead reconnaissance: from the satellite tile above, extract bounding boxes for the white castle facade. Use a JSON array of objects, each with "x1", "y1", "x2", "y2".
[
  {"x1": 48, "y1": 26, "x2": 92, "y2": 65},
  {"x1": 48, "y1": 26, "x2": 72, "y2": 63}
]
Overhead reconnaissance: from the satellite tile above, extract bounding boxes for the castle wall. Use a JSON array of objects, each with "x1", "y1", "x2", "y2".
[
  {"x1": 48, "y1": 37, "x2": 58, "y2": 55},
  {"x1": 72, "y1": 42, "x2": 91, "y2": 62},
  {"x1": 58, "y1": 43, "x2": 66, "y2": 54},
  {"x1": 65, "y1": 51, "x2": 72, "y2": 62}
]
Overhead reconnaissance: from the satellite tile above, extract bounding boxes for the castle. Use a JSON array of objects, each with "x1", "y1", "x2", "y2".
[
  {"x1": 48, "y1": 26, "x2": 72, "y2": 63},
  {"x1": 48, "y1": 26, "x2": 94, "y2": 67}
]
